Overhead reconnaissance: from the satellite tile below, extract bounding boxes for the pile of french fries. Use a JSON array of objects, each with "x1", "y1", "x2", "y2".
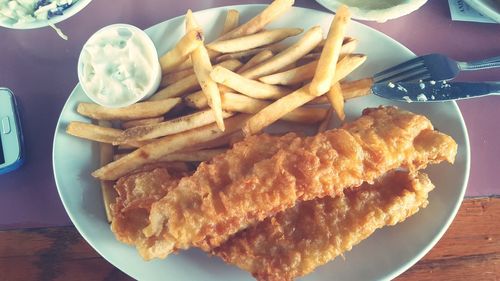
[{"x1": 66, "y1": 0, "x2": 374, "y2": 222}]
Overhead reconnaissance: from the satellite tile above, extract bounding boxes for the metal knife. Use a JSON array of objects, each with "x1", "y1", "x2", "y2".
[{"x1": 371, "y1": 81, "x2": 500, "y2": 102}]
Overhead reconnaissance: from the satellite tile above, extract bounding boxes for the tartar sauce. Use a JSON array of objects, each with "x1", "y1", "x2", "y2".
[{"x1": 79, "y1": 24, "x2": 160, "y2": 107}]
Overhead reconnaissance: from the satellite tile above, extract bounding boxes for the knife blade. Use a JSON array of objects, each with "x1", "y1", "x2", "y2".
[{"x1": 371, "y1": 81, "x2": 500, "y2": 102}]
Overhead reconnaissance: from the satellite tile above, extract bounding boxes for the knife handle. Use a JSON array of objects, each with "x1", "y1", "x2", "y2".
[{"x1": 458, "y1": 56, "x2": 500, "y2": 71}]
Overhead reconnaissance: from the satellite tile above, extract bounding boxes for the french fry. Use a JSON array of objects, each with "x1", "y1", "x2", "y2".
[
  {"x1": 121, "y1": 117, "x2": 164, "y2": 129},
  {"x1": 125, "y1": 162, "x2": 192, "y2": 175},
  {"x1": 92, "y1": 114, "x2": 251, "y2": 180},
  {"x1": 159, "y1": 29, "x2": 204, "y2": 74},
  {"x1": 222, "y1": 92, "x2": 327, "y2": 124},
  {"x1": 258, "y1": 60, "x2": 317, "y2": 85},
  {"x1": 208, "y1": 28, "x2": 302, "y2": 53},
  {"x1": 215, "y1": 42, "x2": 287, "y2": 63},
  {"x1": 66, "y1": 121, "x2": 148, "y2": 147},
  {"x1": 187, "y1": 131, "x2": 244, "y2": 151},
  {"x1": 160, "y1": 68, "x2": 195, "y2": 87},
  {"x1": 309, "y1": 5, "x2": 351, "y2": 96},
  {"x1": 327, "y1": 83, "x2": 345, "y2": 121},
  {"x1": 187, "y1": 10, "x2": 226, "y2": 131},
  {"x1": 240, "y1": 26, "x2": 323, "y2": 79},
  {"x1": 220, "y1": 9, "x2": 240, "y2": 36},
  {"x1": 117, "y1": 109, "x2": 234, "y2": 143},
  {"x1": 317, "y1": 107, "x2": 334, "y2": 133},
  {"x1": 257, "y1": 39, "x2": 357, "y2": 86},
  {"x1": 114, "y1": 149, "x2": 227, "y2": 162},
  {"x1": 162, "y1": 149, "x2": 227, "y2": 162},
  {"x1": 217, "y1": 0, "x2": 295, "y2": 40},
  {"x1": 150, "y1": 59, "x2": 242, "y2": 101},
  {"x1": 210, "y1": 66, "x2": 290, "y2": 99},
  {"x1": 309, "y1": 77, "x2": 373, "y2": 104},
  {"x1": 243, "y1": 54, "x2": 366, "y2": 135},
  {"x1": 97, "y1": 120, "x2": 117, "y2": 223},
  {"x1": 184, "y1": 90, "x2": 209, "y2": 109},
  {"x1": 77, "y1": 99, "x2": 181, "y2": 121},
  {"x1": 237, "y1": 50, "x2": 273, "y2": 73}
]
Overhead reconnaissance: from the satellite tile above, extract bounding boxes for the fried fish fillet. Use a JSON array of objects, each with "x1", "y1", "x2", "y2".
[
  {"x1": 139, "y1": 107, "x2": 456, "y2": 260},
  {"x1": 213, "y1": 171, "x2": 435, "y2": 281},
  {"x1": 111, "y1": 165, "x2": 188, "y2": 256}
]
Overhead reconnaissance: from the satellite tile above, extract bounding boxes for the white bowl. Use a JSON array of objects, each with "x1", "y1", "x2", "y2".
[
  {"x1": 77, "y1": 24, "x2": 161, "y2": 108},
  {"x1": 315, "y1": 0, "x2": 428, "y2": 22},
  {"x1": 0, "y1": 0, "x2": 93, "y2": 29}
]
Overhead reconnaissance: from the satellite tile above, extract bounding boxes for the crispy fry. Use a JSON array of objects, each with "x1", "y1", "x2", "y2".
[
  {"x1": 187, "y1": 131, "x2": 243, "y2": 150},
  {"x1": 222, "y1": 92, "x2": 327, "y2": 124},
  {"x1": 218, "y1": 0, "x2": 295, "y2": 40},
  {"x1": 159, "y1": 29, "x2": 204, "y2": 74},
  {"x1": 160, "y1": 68, "x2": 195, "y2": 87},
  {"x1": 115, "y1": 149, "x2": 226, "y2": 162},
  {"x1": 238, "y1": 50, "x2": 273, "y2": 73},
  {"x1": 263, "y1": 38, "x2": 357, "y2": 86},
  {"x1": 97, "y1": 120, "x2": 117, "y2": 223},
  {"x1": 77, "y1": 99, "x2": 181, "y2": 121},
  {"x1": 240, "y1": 26, "x2": 323, "y2": 79},
  {"x1": 187, "y1": 10, "x2": 226, "y2": 131},
  {"x1": 210, "y1": 66, "x2": 290, "y2": 99},
  {"x1": 117, "y1": 109, "x2": 234, "y2": 143},
  {"x1": 243, "y1": 54, "x2": 366, "y2": 135},
  {"x1": 220, "y1": 9, "x2": 240, "y2": 36},
  {"x1": 121, "y1": 117, "x2": 165, "y2": 129},
  {"x1": 309, "y1": 5, "x2": 351, "y2": 96},
  {"x1": 150, "y1": 59, "x2": 242, "y2": 101},
  {"x1": 317, "y1": 107, "x2": 334, "y2": 133},
  {"x1": 208, "y1": 28, "x2": 302, "y2": 53},
  {"x1": 184, "y1": 91, "x2": 210, "y2": 109},
  {"x1": 309, "y1": 77, "x2": 373, "y2": 104},
  {"x1": 327, "y1": 83, "x2": 346, "y2": 121},
  {"x1": 215, "y1": 42, "x2": 286, "y2": 63},
  {"x1": 66, "y1": 121, "x2": 147, "y2": 147},
  {"x1": 92, "y1": 114, "x2": 250, "y2": 180}
]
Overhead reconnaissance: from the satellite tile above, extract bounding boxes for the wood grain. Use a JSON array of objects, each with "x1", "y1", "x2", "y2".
[{"x1": 0, "y1": 197, "x2": 498, "y2": 281}]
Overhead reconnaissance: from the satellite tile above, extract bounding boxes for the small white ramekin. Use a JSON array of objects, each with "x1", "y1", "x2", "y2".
[{"x1": 77, "y1": 23, "x2": 161, "y2": 108}]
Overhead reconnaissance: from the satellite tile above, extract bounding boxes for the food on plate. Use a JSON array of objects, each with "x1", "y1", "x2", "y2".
[
  {"x1": 219, "y1": 9, "x2": 240, "y2": 36},
  {"x1": 66, "y1": 121, "x2": 149, "y2": 148},
  {"x1": 63, "y1": 2, "x2": 460, "y2": 279},
  {"x1": 218, "y1": 0, "x2": 295, "y2": 40},
  {"x1": 210, "y1": 66, "x2": 291, "y2": 99},
  {"x1": 214, "y1": 171, "x2": 434, "y2": 281},
  {"x1": 121, "y1": 117, "x2": 165, "y2": 130},
  {"x1": 116, "y1": 109, "x2": 234, "y2": 143},
  {"x1": 76, "y1": 98, "x2": 181, "y2": 120},
  {"x1": 78, "y1": 24, "x2": 162, "y2": 107},
  {"x1": 92, "y1": 114, "x2": 251, "y2": 180},
  {"x1": 207, "y1": 28, "x2": 303, "y2": 53},
  {"x1": 309, "y1": 5, "x2": 350, "y2": 96},
  {"x1": 186, "y1": 9, "x2": 226, "y2": 131},
  {"x1": 239, "y1": 26, "x2": 323, "y2": 79},
  {"x1": 133, "y1": 107, "x2": 456, "y2": 259},
  {"x1": 150, "y1": 59, "x2": 242, "y2": 101},
  {"x1": 243, "y1": 54, "x2": 367, "y2": 136},
  {"x1": 159, "y1": 29, "x2": 204, "y2": 74},
  {"x1": 327, "y1": 82, "x2": 346, "y2": 120}
]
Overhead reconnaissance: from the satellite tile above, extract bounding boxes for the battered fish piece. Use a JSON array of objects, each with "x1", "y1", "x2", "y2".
[
  {"x1": 111, "y1": 166, "x2": 187, "y2": 257},
  {"x1": 213, "y1": 171, "x2": 435, "y2": 281},
  {"x1": 140, "y1": 107, "x2": 456, "y2": 260}
]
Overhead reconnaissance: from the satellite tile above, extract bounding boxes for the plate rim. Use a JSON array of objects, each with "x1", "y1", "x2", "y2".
[{"x1": 52, "y1": 4, "x2": 471, "y2": 280}]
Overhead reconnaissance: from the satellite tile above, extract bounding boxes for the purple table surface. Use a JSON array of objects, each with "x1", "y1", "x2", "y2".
[{"x1": 0, "y1": 0, "x2": 499, "y2": 229}]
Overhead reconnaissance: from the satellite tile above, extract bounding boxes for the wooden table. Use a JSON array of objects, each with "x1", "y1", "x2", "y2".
[{"x1": 1, "y1": 197, "x2": 498, "y2": 280}]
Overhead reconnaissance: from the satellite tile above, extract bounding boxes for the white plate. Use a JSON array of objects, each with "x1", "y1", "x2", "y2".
[
  {"x1": 314, "y1": 0, "x2": 428, "y2": 22},
  {"x1": 0, "y1": 0, "x2": 92, "y2": 29},
  {"x1": 53, "y1": 5, "x2": 470, "y2": 281},
  {"x1": 463, "y1": 0, "x2": 500, "y2": 23}
]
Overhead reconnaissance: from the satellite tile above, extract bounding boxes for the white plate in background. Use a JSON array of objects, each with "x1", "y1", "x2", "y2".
[
  {"x1": 315, "y1": 0, "x2": 428, "y2": 22},
  {"x1": 53, "y1": 5, "x2": 469, "y2": 281},
  {"x1": 464, "y1": 0, "x2": 500, "y2": 22}
]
